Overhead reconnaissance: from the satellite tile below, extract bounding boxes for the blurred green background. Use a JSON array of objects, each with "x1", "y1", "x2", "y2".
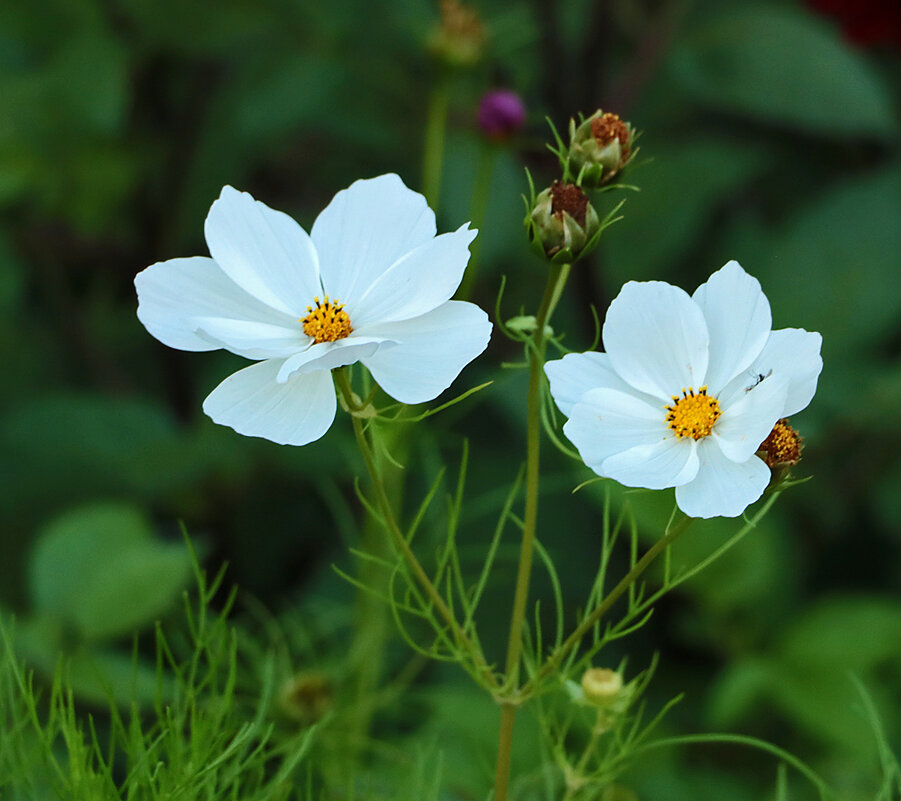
[{"x1": 1, "y1": 0, "x2": 900, "y2": 798}]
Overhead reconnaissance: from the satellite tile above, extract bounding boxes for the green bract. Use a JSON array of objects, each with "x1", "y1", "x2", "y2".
[
  {"x1": 568, "y1": 110, "x2": 635, "y2": 189},
  {"x1": 527, "y1": 183, "x2": 601, "y2": 264}
]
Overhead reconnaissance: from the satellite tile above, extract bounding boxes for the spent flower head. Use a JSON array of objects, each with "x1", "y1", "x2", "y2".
[
  {"x1": 428, "y1": 0, "x2": 486, "y2": 67},
  {"x1": 545, "y1": 261, "x2": 823, "y2": 518},
  {"x1": 135, "y1": 174, "x2": 492, "y2": 446},
  {"x1": 758, "y1": 418, "x2": 803, "y2": 468}
]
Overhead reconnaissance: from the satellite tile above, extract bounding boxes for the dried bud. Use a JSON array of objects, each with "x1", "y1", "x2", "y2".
[
  {"x1": 568, "y1": 110, "x2": 635, "y2": 188},
  {"x1": 277, "y1": 671, "x2": 333, "y2": 725},
  {"x1": 581, "y1": 668, "x2": 623, "y2": 707},
  {"x1": 527, "y1": 181, "x2": 600, "y2": 263},
  {"x1": 477, "y1": 89, "x2": 526, "y2": 140},
  {"x1": 758, "y1": 418, "x2": 803, "y2": 468},
  {"x1": 428, "y1": 0, "x2": 485, "y2": 68}
]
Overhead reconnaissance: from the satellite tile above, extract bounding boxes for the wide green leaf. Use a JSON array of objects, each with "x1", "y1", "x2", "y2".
[
  {"x1": 670, "y1": 5, "x2": 896, "y2": 136},
  {"x1": 29, "y1": 502, "x2": 192, "y2": 640}
]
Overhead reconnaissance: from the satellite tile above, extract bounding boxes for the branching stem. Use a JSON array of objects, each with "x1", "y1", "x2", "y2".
[
  {"x1": 523, "y1": 514, "x2": 693, "y2": 696},
  {"x1": 335, "y1": 369, "x2": 497, "y2": 690}
]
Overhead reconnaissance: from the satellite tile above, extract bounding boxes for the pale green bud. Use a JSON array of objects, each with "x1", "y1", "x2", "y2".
[
  {"x1": 278, "y1": 671, "x2": 332, "y2": 725},
  {"x1": 568, "y1": 111, "x2": 635, "y2": 189},
  {"x1": 581, "y1": 667, "x2": 623, "y2": 707}
]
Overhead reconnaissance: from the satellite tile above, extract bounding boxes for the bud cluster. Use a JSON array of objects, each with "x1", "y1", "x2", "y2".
[{"x1": 525, "y1": 109, "x2": 638, "y2": 263}]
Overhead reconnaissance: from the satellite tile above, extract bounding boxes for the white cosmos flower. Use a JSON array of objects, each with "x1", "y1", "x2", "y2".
[
  {"x1": 135, "y1": 174, "x2": 492, "y2": 446},
  {"x1": 545, "y1": 261, "x2": 822, "y2": 519}
]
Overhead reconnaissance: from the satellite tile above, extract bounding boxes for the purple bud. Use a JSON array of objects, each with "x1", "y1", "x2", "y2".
[{"x1": 477, "y1": 90, "x2": 526, "y2": 140}]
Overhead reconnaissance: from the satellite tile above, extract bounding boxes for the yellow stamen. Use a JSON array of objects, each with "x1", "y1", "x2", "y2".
[
  {"x1": 301, "y1": 296, "x2": 352, "y2": 344},
  {"x1": 664, "y1": 386, "x2": 721, "y2": 440}
]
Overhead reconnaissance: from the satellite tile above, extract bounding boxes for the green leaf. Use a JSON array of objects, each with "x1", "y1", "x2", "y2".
[
  {"x1": 0, "y1": 394, "x2": 232, "y2": 516},
  {"x1": 13, "y1": 614, "x2": 172, "y2": 706},
  {"x1": 601, "y1": 138, "x2": 768, "y2": 286},
  {"x1": 707, "y1": 657, "x2": 778, "y2": 728},
  {"x1": 670, "y1": 4, "x2": 897, "y2": 136},
  {"x1": 777, "y1": 596, "x2": 901, "y2": 672},
  {"x1": 29, "y1": 503, "x2": 192, "y2": 640},
  {"x1": 738, "y1": 164, "x2": 901, "y2": 359}
]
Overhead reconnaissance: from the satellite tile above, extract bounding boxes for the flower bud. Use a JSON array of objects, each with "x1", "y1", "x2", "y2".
[
  {"x1": 757, "y1": 418, "x2": 803, "y2": 468},
  {"x1": 568, "y1": 111, "x2": 635, "y2": 188},
  {"x1": 580, "y1": 668, "x2": 623, "y2": 707},
  {"x1": 427, "y1": 0, "x2": 485, "y2": 68},
  {"x1": 477, "y1": 89, "x2": 526, "y2": 141},
  {"x1": 527, "y1": 181, "x2": 601, "y2": 263},
  {"x1": 277, "y1": 671, "x2": 332, "y2": 725}
]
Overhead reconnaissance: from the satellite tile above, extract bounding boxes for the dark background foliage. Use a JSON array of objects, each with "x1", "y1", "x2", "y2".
[{"x1": 1, "y1": 0, "x2": 900, "y2": 797}]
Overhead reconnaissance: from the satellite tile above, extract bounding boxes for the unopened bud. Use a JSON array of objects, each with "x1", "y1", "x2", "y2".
[
  {"x1": 428, "y1": 0, "x2": 485, "y2": 68},
  {"x1": 478, "y1": 89, "x2": 526, "y2": 141},
  {"x1": 527, "y1": 181, "x2": 600, "y2": 263},
  {"x1": 581, "y1": 668, "x2": 623, "y2": 707},
  {"x1": 568, "y1": 110, "x2": 635, "y2": 188},
  {"x1": 278, "y1": 671, "x2": 332, "y2": 725},
  {"x1": 758, "y1": 418, "x2": 803, "y2": 468}
]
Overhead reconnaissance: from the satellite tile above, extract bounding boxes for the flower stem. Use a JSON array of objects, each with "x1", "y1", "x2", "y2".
[
  {"x1": 493, "y1": 262, "x2": 570, "y2": 801},
  {"x1": 334, "y1": 368, "x2": 496, "y2": 689},
  {"x1": 456, "y1": 143, "x2": 496, "y2": 300},
  {"x1": 422, "y1": 69, "x2": 450, "y2": 210},
  {"x1": 522, "y1": 514, "x2": 693, "y2": 697}
]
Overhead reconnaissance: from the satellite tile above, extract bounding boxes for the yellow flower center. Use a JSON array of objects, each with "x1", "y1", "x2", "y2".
[
  {"x1": 665, "y1": 386, "x2": 721, "y2": 440},
  {"x1": 301, "y1": 296, "x2": 353, "y2": 344}
]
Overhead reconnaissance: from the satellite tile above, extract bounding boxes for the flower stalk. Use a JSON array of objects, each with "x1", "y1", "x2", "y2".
[
  {"x1": 455, "y1": 142, "x2": 496, "y2": 300},
  {"x1": 522, "y1": 514, "x2": 693, "y2": 697},
  {"x1": 423, "y1": 70, "x2": 451, "y2": 210},
  {"x1": 494, "y1": 261, "x2": 570, "y2": 801},
  {"x1": 335, "y1": 368, "x2": 497, "y2": 690}
]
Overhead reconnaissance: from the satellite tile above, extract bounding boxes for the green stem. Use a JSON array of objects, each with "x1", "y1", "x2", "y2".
[
  {"x1": 346, "y1": 426, "x2": 403, "y2": 757},
  {"x1": 456, "y1": 143, "x2": 496, "y2": 300},
  {"x1": 522, "y1": 514, "x2": 693, "y2": 697},
  {"x1": 422, "y1": 69, "x2": 450, "y2": 210},
  {"x1": 627, "y1": 734, "x2": 835, "y2": 800},
  {"x1": 561, "y1": 708, "x2": 606, "y2": 801},
  {"x1": 334, "y1": 369, "x2": 496, "y2": 690},
  {"x1": 494, "y1": 262, "x2": 570, "y2": 801}
]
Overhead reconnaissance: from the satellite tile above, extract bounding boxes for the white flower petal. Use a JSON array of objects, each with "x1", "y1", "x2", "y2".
[
  {"x1": 692, "y1": 260, "x2": 772, "y2": 394},
  {"x1": 194, "y1": 317, "x2": 307, "y2": 360},
  {"x1": 359, "y1": 301, "x2": 491, "y2": 403},
  {"x1": 675, "y1": 440, "x2": 771, "y2": 518},
  {"x1": 350, "y1": 224, "x2": 477, "y2": 326},
  {"x1": 311, "y1": 174, "x2": 437, "y2": 308},
  {"x1": 544, "y1": 352, "x2": 661, "y2": 417},
  {"x1": 563, "y1": 388, "x2": 670, "y2": 475},
  {"x1": 276, "y1": 336, "x2": 394, "y2": 383},
  {"x1": 204, "y1": 186, "x2": 321, "y2": 316},
  {"x1": 135, "y1": 256, "x2": 296, "y2": 352},
  {"x1": 602, "y1": 437, "x2": 700, "y2": 490},
  {"x1": 202, "y1": 359, "x2": 336, "y2": 446},
  {"x1": 603, "y1": 281, "x2": 709, "y2": 400},
  {"x1": 714, "y1": 372, "x2": 788, "y2": 463},
  {"x1": 719, "y1": 328, "x2": 823, "y2": 417}
]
